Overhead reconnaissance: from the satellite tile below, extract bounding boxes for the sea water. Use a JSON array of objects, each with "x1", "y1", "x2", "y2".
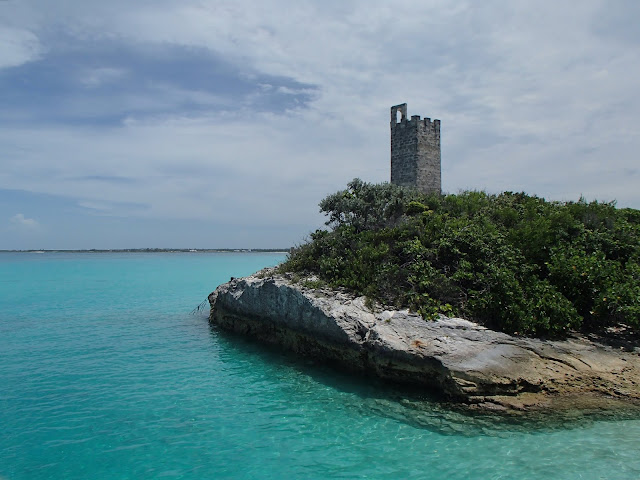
[{"x1": 1, "y1": 252, "x2": 639, "y2": 480}]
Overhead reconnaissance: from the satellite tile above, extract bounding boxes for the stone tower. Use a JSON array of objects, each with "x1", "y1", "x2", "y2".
[{"x1": 390, "y1": 103, "x2": 441, "y2": 195}]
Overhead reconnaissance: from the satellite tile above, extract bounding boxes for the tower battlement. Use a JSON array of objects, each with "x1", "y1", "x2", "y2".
[{"x1": 390, "y1": 103, "x2": 441, "y2": 194}]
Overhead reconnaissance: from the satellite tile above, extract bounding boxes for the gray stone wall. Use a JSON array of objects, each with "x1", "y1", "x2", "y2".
[{"x1": 390, "y1": 103, "x2": 441, "y2": 195}]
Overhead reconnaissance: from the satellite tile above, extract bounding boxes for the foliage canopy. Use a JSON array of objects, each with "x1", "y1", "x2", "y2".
[{"x1": 281, "y1": 179, "x2": 640, "y2": 337}]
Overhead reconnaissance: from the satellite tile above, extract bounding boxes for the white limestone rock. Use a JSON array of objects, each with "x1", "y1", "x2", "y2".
[{"x1": 209, "y1": 269, "x2": 640, "y2": 412}]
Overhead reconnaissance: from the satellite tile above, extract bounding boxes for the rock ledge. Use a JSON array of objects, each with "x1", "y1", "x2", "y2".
[{"x1": 208, "y1": 269, "x2": 640, "y2": 412}]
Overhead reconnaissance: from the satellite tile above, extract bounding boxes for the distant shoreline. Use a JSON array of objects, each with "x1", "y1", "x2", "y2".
[{"x1": 0, "y1": 248, "x2": 290, "y2": 254}]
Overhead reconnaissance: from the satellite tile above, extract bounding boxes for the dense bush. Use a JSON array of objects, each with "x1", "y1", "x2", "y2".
[{"x1": 281, "y1": 179, "x2": 640, "y2": 337}]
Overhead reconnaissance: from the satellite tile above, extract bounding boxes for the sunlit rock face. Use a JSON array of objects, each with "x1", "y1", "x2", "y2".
[{"x1": 209, "y1": 269, "x2": 640, "y2": 413}]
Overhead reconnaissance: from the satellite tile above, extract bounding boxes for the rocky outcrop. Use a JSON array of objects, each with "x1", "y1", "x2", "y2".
[{"x1": 208, "y1": 269, "x2": 640, "y2": 412}]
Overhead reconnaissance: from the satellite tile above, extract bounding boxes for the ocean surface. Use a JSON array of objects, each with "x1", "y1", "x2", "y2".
[{"x1": 1, "y1": 251, "x2": 639, "y2": 480}]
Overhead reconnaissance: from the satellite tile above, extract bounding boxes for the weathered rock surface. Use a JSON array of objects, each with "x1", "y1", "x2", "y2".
[{"x1": 208, "y1": 269, "x2": 640, "y2": 413}]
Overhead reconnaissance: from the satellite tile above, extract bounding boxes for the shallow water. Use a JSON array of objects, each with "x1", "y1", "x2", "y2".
[{"x1": 1, "y1": 252, "x2": 639, "y2": 479}]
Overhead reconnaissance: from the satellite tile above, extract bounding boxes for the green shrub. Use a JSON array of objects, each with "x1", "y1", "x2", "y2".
[{"x1": 280, "y1": 179, "x2": 640, "y2": 337}]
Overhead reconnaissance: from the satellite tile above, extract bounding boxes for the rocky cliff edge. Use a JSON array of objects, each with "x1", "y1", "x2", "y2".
[{"x1": 208, "y1": 269, "x2": 640, "y2": 412}]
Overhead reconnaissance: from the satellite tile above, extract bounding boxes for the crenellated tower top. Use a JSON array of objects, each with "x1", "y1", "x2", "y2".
[{"x1": 390, "y1": 103, "x2": 441, "y2": 195}]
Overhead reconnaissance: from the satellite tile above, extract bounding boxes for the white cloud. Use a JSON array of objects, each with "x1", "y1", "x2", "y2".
[
  {"x1": 9, "y1": 213, "x2": 39, "y2": 229},
  {"x1": 79, "y1": 67, "x2": 128, "y2": 87},
  {"x1": 1, "y1": 0, "x2": 640, "y2": 249},
  {"x1": 0, "y1": 110, "x2": 364, "y2": 229},
  {"x1": 0, "y1": 26, "x2": 41, "y2": 68}
]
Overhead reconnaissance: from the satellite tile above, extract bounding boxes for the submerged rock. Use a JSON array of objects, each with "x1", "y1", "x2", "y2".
[{"x1": 208, "y1": 269, "x2": 640, "y2": 413}]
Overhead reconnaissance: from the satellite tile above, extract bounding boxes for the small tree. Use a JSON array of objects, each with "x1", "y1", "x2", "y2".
[{"x1": 319, "y1": 178, "x2": 427, "y2": 232}]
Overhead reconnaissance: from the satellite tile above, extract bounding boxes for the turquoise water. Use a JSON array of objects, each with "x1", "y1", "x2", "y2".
[{"x1": 1, "y1": 252, "x2": 639, "y2": 480}]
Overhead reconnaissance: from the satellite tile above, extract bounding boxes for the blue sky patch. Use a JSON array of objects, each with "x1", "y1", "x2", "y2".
[{"x1": 0, "y1": 39, "x2": 317, "y2": 127}]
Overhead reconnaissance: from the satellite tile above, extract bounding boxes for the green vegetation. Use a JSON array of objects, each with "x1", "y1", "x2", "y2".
[{"x1": 281, "y1": 179, "x2": 640, "y2": 337}]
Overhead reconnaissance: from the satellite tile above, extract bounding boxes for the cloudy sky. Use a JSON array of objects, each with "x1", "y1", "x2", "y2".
[{"x1": 1, "y1": 0, "x2": 639, "y2": 249}]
